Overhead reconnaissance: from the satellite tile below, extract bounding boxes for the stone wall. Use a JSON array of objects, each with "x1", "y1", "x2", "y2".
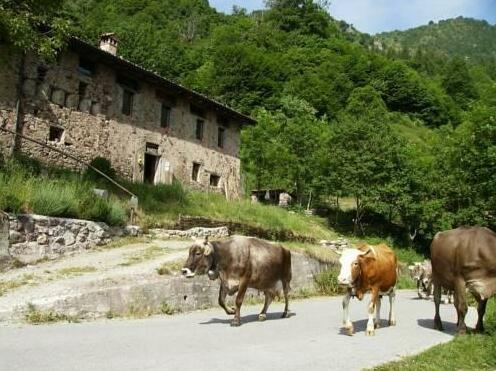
[
  {"x1": 8, "y1": 214, "x2": 115, "y2": 262},
  {"x1": 0, "y1": 212, "x2": 9, "y2": 258},
  {"x1": 0, "y1": 44, "x2": 244, "y2": 198}
]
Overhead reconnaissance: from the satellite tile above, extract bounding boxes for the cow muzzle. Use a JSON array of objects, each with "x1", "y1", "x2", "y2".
[{"x1": 181, "y1": 268, "x2": 195, "y2": 278}]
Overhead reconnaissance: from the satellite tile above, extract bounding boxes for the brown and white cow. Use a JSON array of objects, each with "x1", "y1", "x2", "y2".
[
  {"x1": 182, "y1": 236, "x2": 292, "y2": 327},
  {"x1": 431, "y1": 226, "x2": 496, "y2": 334},
  {"x1": 338, "y1": 244, "x2": 398, "y2": 336}
]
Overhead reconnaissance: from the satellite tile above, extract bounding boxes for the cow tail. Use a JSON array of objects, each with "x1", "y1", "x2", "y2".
[{"x1": 284, "y1": 248, "x2": 292, "y2": 291}]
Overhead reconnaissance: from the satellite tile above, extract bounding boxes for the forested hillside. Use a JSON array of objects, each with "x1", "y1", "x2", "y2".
[
  {"x1": 377, "y1": 17, "x2": 496, "y2": 62},
  {"x1": 2, "y1": 0, "x2": 496, "y2": 246}
]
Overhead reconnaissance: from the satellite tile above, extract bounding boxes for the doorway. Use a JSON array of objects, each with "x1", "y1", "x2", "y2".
[{"x1": 144, "y1": 153, "x2": 160, "y2": 184}]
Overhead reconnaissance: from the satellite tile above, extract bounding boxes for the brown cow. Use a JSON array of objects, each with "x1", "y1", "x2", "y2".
[
  {"x1": 431, "y1": 226, "x2": 496, "y2": 334},
  {"x1": 338, "y1": 244, "x2": 398, "y2": 336},
  {"x1": 182, "y1": 236, "x2": 292, "y2": 327}
]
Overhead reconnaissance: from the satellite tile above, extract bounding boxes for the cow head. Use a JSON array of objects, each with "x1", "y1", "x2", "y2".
[
  {"x1": 408, "y1": 262, "x2": 423, "y2": 281},
  {"x1": 337, "y1": 247, "x2": 374, "y2": 287},
  {"x1": 182, "y1": 237, "x2": 215, "y2": 279}
]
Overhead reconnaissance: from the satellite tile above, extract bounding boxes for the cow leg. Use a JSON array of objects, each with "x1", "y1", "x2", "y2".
[
  {"x1": 281, "y1": 280, "x2": 290, "y2": 319},
  {"x1": 374, "y1": 295, "x2": 381, "y2": 329},
  {"x1": 259, "y1": 290, "x2": 274, "y2": 321},
  {"x1": 388, "y1": 289, "x2": 396, "y2": 326},
  {"x1": 476, "y1": 298, "x2": 488, "y2": 333},
  {"x1": 218, "y1": 284, "x2": 235, "y2": 315},
  {"x1": 433, "y1": 283, "x2": 443, "y2": 331},
  {"x1": 366, "y1": 289, "x2": 379, "y2": 336},
  {"x1": 342, "y1": 289, "x2": 354, "y2": 335},
  {"x1": 453, "y1": 279, "x2": 468, "y2": 334},
  {"x1": 417, "y1": 280, "x2": 423, "y2": 299},
  {"x1": 231, "y1": 279, "x2": 248, "y2": 327}
]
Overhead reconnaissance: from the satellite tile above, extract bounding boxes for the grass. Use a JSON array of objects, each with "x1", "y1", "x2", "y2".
[
  {"x1": 374, "y1": 299, "x2": 496, "y2": 370},
  {"x1": 314, "y1": 267, "x2": 343, "y2": 296},
  {"x1": 156, "y1": 260, "x2": 184, "y2": 276},
  {"x1": 0, "y1": 157, "x2": 127, "y2": 226},
  {"x1": 56, "y1": 266, "x2": 97, "y2": 277},
  {"x1": 283, "y1": 242, "x2": 339, "y2": 264},
  {"x1": 0, "y1": 273, "x2": 38, "y2": 296},
  {"x1": 24, "y1": 303, "x2": 80, "y2": 324},
  {"x1": 118, "y1": 245, "x2": 170, "y2": 267}
]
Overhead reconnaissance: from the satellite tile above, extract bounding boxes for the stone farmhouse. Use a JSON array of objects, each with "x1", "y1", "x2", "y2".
[{"x1": 0, "y1": 34, "x2": 255, "y2": 199}]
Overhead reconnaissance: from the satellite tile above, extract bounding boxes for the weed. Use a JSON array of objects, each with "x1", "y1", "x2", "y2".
[
  {"x1": 119, "y1": 245, "x2": 169, "y2": 267},
  {"x1": 314, "y1": 268, "x2": 343, "y2": 296},
  {"x1": 24, "y1": 303, "x2": 80, "y2": 324},
  {"x1": 159, "y1": 302, "x2": 176, "y2": 315},
  {"x1": 156, "y1": 260, "x2": 184, "y2": 276},
  {"x1": 56, "y1": 266, "x2": 97, "y2": 277}
]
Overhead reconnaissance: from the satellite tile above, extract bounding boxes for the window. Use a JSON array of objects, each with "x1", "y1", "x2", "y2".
[
  {"x1": 78, "y1": 81, "x2": 88, "y2": 99},
  {"x1": 210, "y1": 174, "x2": 220, "y2": 187},
  {"x1": 195, "y1": 119, "x2": 204, "y2": 140},
  {"x1": 218, "y1": 127, "x2": 226, "y2": 148},
  {"x1": 36, "y1": 66, "x2": 47, "y2": 83},
  {"x1": 161, "y1": 104, "x2": 171, "y2": 128},
  {"x1": 78, "y1": 58, "x2": 95, "y2": 76},
  {"x1": 192, "y1": 163, "x2": 201, "y2": 182},
  {"x1": 122, "y1": 89, "x2": 134, "y2": 116},
  {"x1": 49, "y1": 126, "x2": 64, "y2": 143}
]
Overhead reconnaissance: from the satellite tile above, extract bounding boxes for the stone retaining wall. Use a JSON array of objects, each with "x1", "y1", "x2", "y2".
[{"x1": 8, "y1": 214, "x2": 116, "y2": 262}]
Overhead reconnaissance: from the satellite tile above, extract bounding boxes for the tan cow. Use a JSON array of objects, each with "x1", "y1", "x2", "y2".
[
  {"x1": 338, "y1": 244, "x2": 398, "y2": 336},
  {"x1": 182, "y1": 236, "x2": 292, "y2": 327},
  {"x1": 431, "y1": 226, "x2": 496, "y2": 333}
]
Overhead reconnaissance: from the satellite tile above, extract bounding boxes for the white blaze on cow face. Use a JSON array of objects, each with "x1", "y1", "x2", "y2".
[{"x1": 338, "y1": 249, "x2": 363, "y2": 286}]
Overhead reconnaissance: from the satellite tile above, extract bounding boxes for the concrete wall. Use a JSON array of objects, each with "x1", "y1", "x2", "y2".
[{"x1": 0, "y1": 45, "x2": 243, "y2": 198}]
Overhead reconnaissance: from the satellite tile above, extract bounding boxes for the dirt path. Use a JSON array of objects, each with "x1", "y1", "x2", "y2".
[
  {"x1": 0, "y1": 290, "x2": 477, "y2": 371},
  {"x1": 0, "y1": 239, "x2": 191, "y2": 319}
]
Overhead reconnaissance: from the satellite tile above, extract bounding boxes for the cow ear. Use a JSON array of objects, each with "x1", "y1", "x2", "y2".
[{"x1": 359, "y1": 248, "x2": 375, "y2": 259}]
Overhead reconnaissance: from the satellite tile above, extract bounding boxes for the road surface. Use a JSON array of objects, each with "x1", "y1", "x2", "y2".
[{"x1": 0, "y1": 290, "x2": 476, "y2": 371}]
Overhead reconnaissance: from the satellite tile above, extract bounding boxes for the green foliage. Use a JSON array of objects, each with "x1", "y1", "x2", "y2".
[
  {"x1": 0, "y1": 0, "x2": 70, "y2": 59},
  {"x1": 314, "y1": 267, "x2": 342, "y2": 296},
  {"x1": 84, "y1": 157, "x2": 116, "y2": 182},
  {"x1": 375, "y1": 299, "x2": 496, "y2": 370},
  {"x1": 0, "y1": 158, "x2": 127, "y2": 226}
]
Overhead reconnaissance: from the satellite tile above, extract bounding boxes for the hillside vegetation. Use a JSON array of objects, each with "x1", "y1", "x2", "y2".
[
  {"x1": 2, "y1": 1, "x2": 496, "y2": 250},
  {"x1": 377, "y1": 17, "x2": 496, "y2": 62}
]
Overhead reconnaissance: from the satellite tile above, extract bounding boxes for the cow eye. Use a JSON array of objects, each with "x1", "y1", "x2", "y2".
[{"x1": 195, "y1": 251, "x2": 202, "y2": 256}]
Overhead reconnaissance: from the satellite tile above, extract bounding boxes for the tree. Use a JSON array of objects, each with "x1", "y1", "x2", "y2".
[
  {"x1": 241, "y1": 96, "x2": 329, "y2": 202},
  {"x1": 325, "y1": 86, "x2": 406, "y2": 234},
  {"x1": 0, "y1": 0, "x2": 70, "y2": 58},
  {"x1": 442, "y1": 57, "x2": 479, "y2": 108}
]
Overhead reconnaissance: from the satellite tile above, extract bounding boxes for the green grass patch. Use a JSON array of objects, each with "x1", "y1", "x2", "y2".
[
  {"x1": 314, "y1": 267, "x2": 343, "y2": 296},
  {"x1": 283, "y1": 242, "x2": 339, "y2": 264},
  {"x1": 374, "y1": 299, "x2": 496, "y2": 370},
  {"x1": 24, "y1": 303, "x2": 80, "y2": 324}
]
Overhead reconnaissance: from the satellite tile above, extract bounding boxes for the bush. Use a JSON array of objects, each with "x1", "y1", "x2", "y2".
[
  {"x1": 30, "y1": 181, "x2": 79, "y2": 218},
  {"x1": 314, "y1": 267, "x2": 343, "y2": 296},
  {"x1": 84, "y1": 157, "x2": 116, "y2": 182}
]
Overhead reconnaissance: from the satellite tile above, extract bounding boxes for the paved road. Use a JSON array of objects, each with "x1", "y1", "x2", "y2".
[{"x1": 0, "y1": 291, "x2": 476, "y2": 371}]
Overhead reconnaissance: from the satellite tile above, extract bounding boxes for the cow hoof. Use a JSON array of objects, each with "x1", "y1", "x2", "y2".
[
  {"x1": 434, "y1": 320, "x2": 444, "y2": 331},
  {"x1": 281, "y1": 311, "x2": 289, "y2": 319},
  {"x1": 365, "y1": 329, "x2": 375, "y2": 336},
  {"x1": 226, "y1": 308, "x2": 235, "y2": 315},
  {"x1": 231, "y1": 319, "x2": 241, "y2": 327},
  {"x1": 345, "y1": 326, "x2": 354, "y2": 336},
  {"x1": 389, "y1": 320, "x2": 396, "y2": 326},
  {"x1": 374, "y1": 322, "x2": 380, "y2": 329},
  {"x1": 258, "y1": 314, "x2": 267, "y2": 322}
]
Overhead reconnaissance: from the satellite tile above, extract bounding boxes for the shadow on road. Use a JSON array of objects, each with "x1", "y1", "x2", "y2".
[
  {"x1": 339, "y1": 319, "x2": 394, "y2": 336},
  {"x1": 199, "y1": 312, "x2": 295, "y2": 325},
  {"x1": 417, "y1": 318, "x2": 459, "y2": 335}
]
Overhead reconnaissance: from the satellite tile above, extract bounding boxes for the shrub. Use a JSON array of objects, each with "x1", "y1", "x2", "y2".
[
  {"x1": 30, "y1": 181, "x2": 79, "y2": 218},
  {"x1": 84, "y1": 157, "x2": 116, "y2": 182},
  {"x1": 314, "y1": 267, "x2": 343, "y2": 296}
]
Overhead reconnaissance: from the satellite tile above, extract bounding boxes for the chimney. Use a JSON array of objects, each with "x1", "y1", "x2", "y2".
[{"x1": 99, "y1": 33, "x2": 119, "y2": 56}]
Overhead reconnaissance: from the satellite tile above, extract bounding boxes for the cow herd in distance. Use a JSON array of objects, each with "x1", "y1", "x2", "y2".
[{"x1": 182, "y1": 226, "x2": 496, "y2": 335}]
